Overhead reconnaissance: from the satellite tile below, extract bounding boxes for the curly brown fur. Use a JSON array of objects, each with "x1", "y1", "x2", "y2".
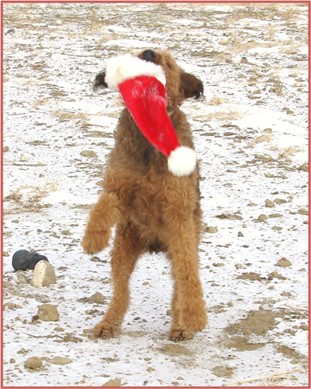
[{"x1": 82, "y1": 49, "x2": 207, "y2": 341}]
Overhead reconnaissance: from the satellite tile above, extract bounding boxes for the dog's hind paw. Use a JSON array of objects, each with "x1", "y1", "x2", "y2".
[
  {"x1": 92, "y1": 321, "x2": 120, "y2": 339},
  {"x1": 81, "y1": 230, "x2": 109, "y2": 254},
  {"x1": 169, "y1": 328, "x2": 196, "y2": 342}
]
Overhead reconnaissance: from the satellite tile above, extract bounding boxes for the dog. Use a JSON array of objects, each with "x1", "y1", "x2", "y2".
[{"x1": 82, "y1": 49, "x2": 207, "y2": 341}]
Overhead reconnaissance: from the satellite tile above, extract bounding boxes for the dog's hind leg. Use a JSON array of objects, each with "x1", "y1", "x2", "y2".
[
  {"x1": 82, "y1": 192, "x2": 122, "y2": 254},
  {"x1": 93, "y1": 222, "x2": 144, "y2": 338},
  {"x1": 167, "y1": 221, "x2": 207, "y2": 341}
]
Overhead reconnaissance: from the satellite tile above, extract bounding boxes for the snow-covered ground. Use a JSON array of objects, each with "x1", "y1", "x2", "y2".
[{"x1": 3, "y1": 3, "x2": 308, "y2": 387}]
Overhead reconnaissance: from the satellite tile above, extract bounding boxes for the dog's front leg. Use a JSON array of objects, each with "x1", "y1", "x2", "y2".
[
  {"x1": 82, "y1": 192, "x2": 122, "y2": 254},
  {"x1": 93, "y1": 223, "x2": 144, "y2": 338},
  {"x1": 167, "y1": 221, "x2": 207, "y2": 341}
]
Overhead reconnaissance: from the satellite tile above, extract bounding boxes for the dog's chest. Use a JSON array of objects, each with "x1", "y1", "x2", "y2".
[{"x1": 127, "y1": 175, "x2": 165, "y2": 227}]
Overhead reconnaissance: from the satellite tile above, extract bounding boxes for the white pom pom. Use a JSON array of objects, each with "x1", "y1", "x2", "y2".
[
  {"x1": 167, "y1": 146, "x2": 197, "y2": 177},
  {"x1": 105, "y1": 54, "x2": 166, "y2": 91}
]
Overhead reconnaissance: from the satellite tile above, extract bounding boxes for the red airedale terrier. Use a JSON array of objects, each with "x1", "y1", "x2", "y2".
[{"x1": 82, "y1": 49, "x2": 207, "y2": 341}]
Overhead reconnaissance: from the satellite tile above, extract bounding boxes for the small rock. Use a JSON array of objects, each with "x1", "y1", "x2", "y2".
[
  {"x1": 237, "y1": 272, "x2": 262, "y2": 281},
  {"x1": 215, "y1": 212, "x2": 242, "y2": 220},
  {"x1": 282, "y1": 107, "x2": 294, "y2": 115},
  {"x1": 274, "y1": 198, "x2": 287, "y2": 204},
  {"x1": 297, "y1": 208, "x2": 308, "y2": 216},
  {"x1": 49, "y1": 357, "x2": 73, "y2": 365},
  {"x1": 89, "y1": 292, "x2": 105, "y2": 304},
  {"x1": 32, "y1": 260, "x2": 56, "y2": 287},
  {"x1": 257, "y1": 214, "x2": 268, "y2": 222},
  {"x1": 4, "y1": 302, "x2": 22, "y2": 310},
  {"x1": 205, "y1": 226, "x2": 218, "y2": 234},
  {"x1": 9, "y1": 358, "x2": 15, "y2": 363},
  {"x1": 265, "y1": 199, "x2": 275, "y2": 208},
  {"x1": 31, "y1": 315, "x2": 40, "y2": 323},
  {"x1": 16, "y1": 272, "x2": 31, "y2": 284},
  {"x1": 20, "y1": 153, "x2": 27, "y2": 162},
  {"x1": 103, "y1": 378, "x2": 122, "y2": 386},
  {"x1": 255, "y1": 154, "x2": 274, "y2": 163},
  {"x1": 212, "y1": 262, "x2": 224, "y2": 267},
  {"x1": 275, "y1": 257, "x2": 292, "y2": 267},
  {"x1": 241, "y1": 56, "x2": 250, "y2": 64},
  {"x1": 268, "y1": 271, "x2": 286, "y2": 280},
  {"x1": 237, "y1": 231, "x2": 244, "y2": 237},
  {"x1": 3, "y1": 146, "x2": 9, "y2": 152},
  {"x1": 80, "y1": 150, "x2": 97, "y2": 158},
  {"x1": 17, "y1": 348, "x2": 28, "y2": 355},
  {"x1": 5, "y1": 28, "x2": 15, "y2": 35},
  {"x1": 61, "y1": 229, "x2": 71, "y2": 236},
  {"x1": 298, "y1": 162, "x2": 308, "y2": 172},
  {"x1": 78, "y1": 292, "x2": 106, "y2": 304},
  {"x1": 212, "y1": 365, "x2": 234, "y2": 378},
  {"x1": 271, "y1": 226, "x2": 283, "y2": 231},
  {"x1": 37, "y1": 304, "x2": 59, "y2": 321},
  {"x1": 24, "y1": 356, "x2": 42, "y2": 370}
]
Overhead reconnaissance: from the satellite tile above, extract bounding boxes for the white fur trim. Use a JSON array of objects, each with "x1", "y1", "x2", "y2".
[
  {"x1": 167, "y1": 146, "x2": 197, "y2": 177},
  {"x1": 105, "y1": 54, "x2": 166, "y2": 91}
]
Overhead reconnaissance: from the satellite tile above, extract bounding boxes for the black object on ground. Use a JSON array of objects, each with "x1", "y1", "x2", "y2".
[{"x1": 12, "y1": 250, "x2": 49, "y2": 271}]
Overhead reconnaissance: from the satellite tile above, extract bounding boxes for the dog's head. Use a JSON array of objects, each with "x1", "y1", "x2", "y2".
[{"x1": 94, "y1": 49, "x2": 203, "y2": 110}]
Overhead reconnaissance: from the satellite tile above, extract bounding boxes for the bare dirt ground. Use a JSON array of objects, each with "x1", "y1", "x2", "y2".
[{"x1": 3, "y1": 3, "x2": 308, "y2": 387}]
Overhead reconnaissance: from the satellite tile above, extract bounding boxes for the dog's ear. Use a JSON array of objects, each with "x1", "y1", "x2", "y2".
[
  {"x1": 180, "y1": 71, "x2": 204, "y2": 99},
  {"x1": 93, "y1": 71, "x2": 108, "y2": 91}
]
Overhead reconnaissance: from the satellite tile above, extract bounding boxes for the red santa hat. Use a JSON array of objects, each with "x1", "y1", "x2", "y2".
[{"x1": 105, "y1": 54, "x2": 197, "y2": 177}]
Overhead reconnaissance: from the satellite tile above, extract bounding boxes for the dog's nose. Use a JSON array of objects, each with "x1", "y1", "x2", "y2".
[
  {"x1": 141, "y1": 50, "x2": 156, "y2": 63},
  {"x1": 93, "y1": 72, "x2": 107, "y2": 91}
]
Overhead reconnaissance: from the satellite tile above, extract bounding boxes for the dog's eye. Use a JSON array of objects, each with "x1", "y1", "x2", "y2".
[{"x1": 166, "y1": 62, "x2": 172, "y2": 70}]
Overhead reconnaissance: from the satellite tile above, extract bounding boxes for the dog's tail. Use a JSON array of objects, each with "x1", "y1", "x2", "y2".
[{"x1": 82, "y1": 192, "x2": 122, "y2": 254}]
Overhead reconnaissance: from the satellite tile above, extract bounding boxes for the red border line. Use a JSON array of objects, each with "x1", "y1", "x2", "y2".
[{"x1": 0, "y1": 0, "x2": 310, "y2": 3}]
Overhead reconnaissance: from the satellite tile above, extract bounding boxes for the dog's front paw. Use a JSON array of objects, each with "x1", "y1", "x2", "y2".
[
  {"x1": 92, "y1": 321, "x2": 120, "y2": 339},
  {"x1": 81, "y1": 230, "x2": 109, "y2": 254}
]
